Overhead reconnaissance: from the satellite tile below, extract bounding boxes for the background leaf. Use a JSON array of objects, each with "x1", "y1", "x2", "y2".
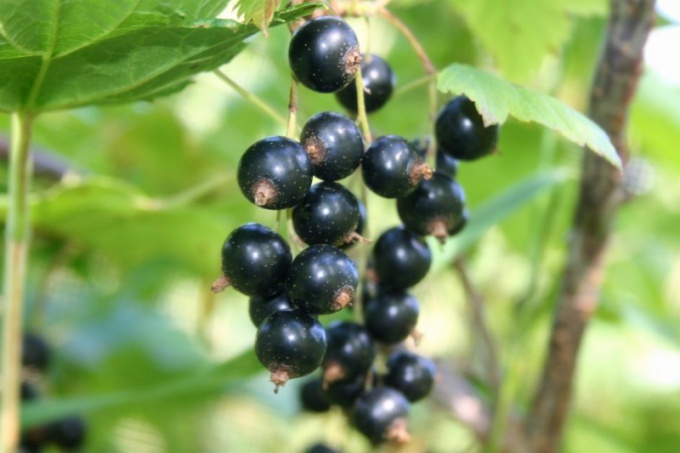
[
  {"x1": 233, "y1": 0, "x2": 284, "y2": 35},
  {"x1": 437, "y1": 63, "x2": 620, "y2": 167}
]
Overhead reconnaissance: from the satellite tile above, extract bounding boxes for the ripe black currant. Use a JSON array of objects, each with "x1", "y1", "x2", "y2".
[
  {"x1": 237, "y1": 136, "x2": 313, "y2": 210},
  {"x1": 248, "y1": 293, "x2": 294, "y2": 327},
  {"x1": 362, "y1": 135, "x2": 432, "y2": 198},
  {"x1": 397, "y1": 172, "x2": 466, "y2": 243},
  {"x1": 213, "y1": 223, "x2": 292, "y2": 298},
  {"x1": 335, "y1": 54, "x2": 395, "y2": 114},
  {"x1": 384, "y1": 351, "x2": 436, "y2": 402},
  {"x1": 300, "y1": 378, "x2": 332, "y2": 413},
  {"x1": 372, "y1": 227, "x2": 431, "y2": 290},
  {"x1": 46, "y1": 416, "x2": 87, "y2": 450},
  {"x1": 292, "y1": 182, "x2": 360, "y2": 247},
  {"x1": 255, "y1": 310, "x2": 327, "y2": 390},
  {"x1": 364, "y1": 290, "x2": 420, "y2": 345},
  {"x1": 289, "y1": 16, "x2": 361, "y2": 93},
  {"x1": 323, "y1": 321, "x2": 375, "y2": 384},
  {"x1": 435, "y1": 96, "x2": 499, "y2": 161},
  {"x1": 449, "y1": 208, "x2": 469, "y2": 236},
  {"x1": 352, "y1": 387, "x2": 410, "y2": 445},
  {"x1": 286, "y1": 245, "x2": 358, "y2": 314},
  {"x1": 436, "y1": 146, "x2": 458, "y2": 178},
  {"x1": 22, "y1": 333, "x2": 50, "y2": 372},
  {"x1": 324, "y1": 373, "x2": 367, "y2": 408},
  {"x1": 300, "y1": 112, "x2": 364, "y2": 181}
]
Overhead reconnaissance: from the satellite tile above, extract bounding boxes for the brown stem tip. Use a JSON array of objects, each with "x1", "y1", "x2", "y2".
[
  {"x1": 428, "y1": 220, "x2": 449, "y2": 245},
  {"x1": 210, "y1": 275, "x2": 231, "y2": 293},
  {"x1": 331, "y1": 286, "x2": 355, "y2": 311},
  {"x1": 409, "y1": 162, "x2": 434, "y2": 186},
  {"x1": 386, "y1": 417, "x2": 411, "y2": 444},
  {"x1": 323, "y1": 362, "x2": 346, "y2": 387},
  {"x1": 270, "y1": 369, "x2": 291, "y2": 394},
  {"x1": 252, "y1": 178, "x2": 277, "y2": 207},
  {"x1": 344, "y1": 47, "x2": 362, "y2": 77},
  {"x1": 410, "y1": 329, "x2": 424, "y2": 347},
  {"x1": 305, "y1": 137, "x2": 326, "y2": 165}
]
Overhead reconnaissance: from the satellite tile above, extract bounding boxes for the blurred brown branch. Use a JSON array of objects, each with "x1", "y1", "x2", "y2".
[{"x1": 524, "y1": 1, "x2": 656, "y2": 451}]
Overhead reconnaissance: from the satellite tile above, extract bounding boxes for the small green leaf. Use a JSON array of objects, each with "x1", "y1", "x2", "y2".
[
  {"x1": 432, "y1": 170, "x2": 570, "y2": 272},
  {"x1": 233, "y1": 0, "x2": 284, "y2": 35},
  {"x1": 0, "y1": 2, "x2": 317, "y2": 112},
  {"x1": 21, "y1": 349, "x2": 260, "y2": 427},
  {"x1": 438, "y1": 64, "x2": 621, "y2": 168}
]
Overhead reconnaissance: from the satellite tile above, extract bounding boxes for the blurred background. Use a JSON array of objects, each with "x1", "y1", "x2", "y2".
[{"x1": 1, "y1": 0, "x2": 679, "y2": 451}]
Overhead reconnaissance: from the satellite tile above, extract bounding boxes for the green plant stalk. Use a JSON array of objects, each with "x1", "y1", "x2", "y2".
[{"x1": 1, "y1": 112, "x2": 35, "y2": 452}]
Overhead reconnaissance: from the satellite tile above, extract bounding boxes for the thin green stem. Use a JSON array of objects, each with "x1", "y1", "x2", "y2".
[
  {"x1": 214, "y1": 70, "x2": 288, "y2": 128},
  {"x1": 1, "y1": 111, "x2": 35, "y2": 452},
  {"x1": 286, "y1": 80, "x2": 299, "y2": 140},
  {"x1": 354, "y1": 69, "x2": 372, "y2": 143},
  {"x1": 392, "y1": 75, "x2": 436, "y2": 99}
]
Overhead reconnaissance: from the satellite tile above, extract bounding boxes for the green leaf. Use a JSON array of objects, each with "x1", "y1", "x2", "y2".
[
  {"x1": 21, "y1": 349, "x2": 261, "y2": 427},
  {"x1": 432, "y1": 170, "x2": 570, "y2": 272},
  {"x1": 0, "y1": 2, "x2": 317, "y2": 112},
  {"x1": 438, "y1": 64, "x2": 621, "y2": 167},
  {"x1": 233, "y1": 0, "x2": 284, "y2": 35},
  {"x1": 450, "y1": 0, "x2": 571, "y2": 81}
]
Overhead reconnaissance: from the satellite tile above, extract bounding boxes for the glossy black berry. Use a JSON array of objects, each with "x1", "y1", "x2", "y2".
[
  {"x1": 22, "y1": 333, "x2": 51, "y2": 372},
  {"x1": 214, "y1": 223, "x2": 292, "y2": 298},
  {"x1": 364, "y1": 290, "x2": 420, "y2": 345},
  {"x1": 435, "y1": 96, "x2": 499, "y2": 161},
  {"x1": 293, "y1": 182, "x2": 360, "y2": 247},
  {"x1": 335, "y1": 54, "x2": 395, "y2": 114},
  {"x1": 323, "y1": 322, "x2": 375, "y2": 384},
  {"x1": 384, "y1": 351, "x2": 436, "y2": 402},
  {"x1": 362, "y1": 135, "x2": 432, "y2": 198},
  {"x1": 255, "y1": 310, "x2": 327, "y2": 390},
  {"x1": 397, "y1": 172, "x2": 466, "y2": 243},
  {"x1": 300, "y1": 378, "x2": 331, "y2": 413},
  {"x1": 289, "y1": 16, "x2": 361, "y2": 93},
  {"x1": 324, "y1": 373, "x2": 367, "y2": 408},
  {"x1": 339, "y1": 200, "x2": 366, "y2": 250},
  {"x1": 300, "y1": 112, "x2": 364, "y2": 181},
  {"x1": 46, "y1": 416, "x2": 86, "y2": 450},
  {"x1": 305, "y1": 443, "x2": 340, "y2": 453},
  {"x1": 450, "y1": 208, "x2": 469, "y2": 236},
  {"x1": 286, "y1": 245, "x2": 359, "y2": 314},
  {"x1": 237, "y1": 136, "x2": 313, "y2": 210},
  {"x1": 436, "y1": 147, "x2": 458, "y2": 178},
  {"x1": 352, "y1": 387, "x2": 410, "y2": 445},
  {"x1": 372, "y1": 227, "x2": 431, "y2": 290},
  {"x1": 248, "y1": 293, "x2": 294, "y2": 327}
]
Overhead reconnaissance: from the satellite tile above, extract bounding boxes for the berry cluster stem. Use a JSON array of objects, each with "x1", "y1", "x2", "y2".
[
  {"x1": 1, "y1": 111, "x2": 35, "y2": 452},
  {"x1": 354, "y1": 69, "x2": 372, "y2": 143},
  {"x1": 286, "y1": 80, "x2": 299, "y2": 140}
]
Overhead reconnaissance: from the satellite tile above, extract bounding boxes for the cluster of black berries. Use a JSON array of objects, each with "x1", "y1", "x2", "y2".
[
  {"x1": 19, "y1": 334, "x2": 86, "y2": 453},
  {"x1": 213, "y1": 13, "x2": 499, "y2": 447}
]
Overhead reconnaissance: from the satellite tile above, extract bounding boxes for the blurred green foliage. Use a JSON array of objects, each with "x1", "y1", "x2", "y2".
[{"x1": 1, "y1": 0, "x2": 679, "y2": 451}]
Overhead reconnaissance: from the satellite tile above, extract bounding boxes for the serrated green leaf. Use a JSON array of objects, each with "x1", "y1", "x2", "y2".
[
  {"x1": 0, "y1": 2, "x2": 317, "y2": 112},
  {"x1": 21, "y1": 349, "x2": 260, "y2": 427},
  {"x1": 450, "y1": 0, "x2": 571, "y2": 81},
  {"x1": 233, "y1": 0, "x2": 283, "y2": 35},
  {"x1": 432, "y1": 170, "x2": 570, "y2": 272},
  {"x1": 437, "y1": 64, "x2": 621, "y2": 167}
]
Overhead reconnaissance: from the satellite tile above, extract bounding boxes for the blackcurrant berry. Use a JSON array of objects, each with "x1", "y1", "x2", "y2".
[
  {"x1": 300, "y1": 112, "x2": 364, "y2": 181},
  {"x1": 213, "y1": 223, "x2": 292, "y2": 298},
  {"x1": 435, "y1": 96, "x2": 499, "y2": 161},
  {"x1": 305, "y1": 443, "x2": 340, "y2": 453},
  {"x1": 335, "y1": 54, "x2": 395, "y2": 114},
  {"x1": 293, "y1": 182, "x2": 360, "y2": 247},
  {"x1": 362, "y1": 135, "x2": 432, "y2": 198},
  {"x1": 397, "y1": 172, "x2": 466, "y2": 243},
  {"x1": 289, "y1": 16, "x2": 361, "y2": 93},
  {"x1": 449, "y1": 208, "x2": 469, "y2": 236},
  {"x1": 384, "y1": 351, "x2": 436, "y2": 402},
  {"x1": 436, "y1": 146, "x2": 458, "y2": 178},
  {"x1": 255, "y1": 310, "x2": 327, "y2": 390},
  {"x1": 286, "y1": 245, "x2": 358, "y2": 314},
  {"x1": 323, "y1": 322, "x2": 375, "y2": 384},
  {"x1": 352, "y1": 387, "x2": 410, "y2": 445},
  {"x1": 237, "y1": 136, "x2": 313, "y2": 210},
  {"x1": 46, "y1": 416, "x2": 86, "y2": 450},
  {"x1": 300, "y1": 377, "x2": 331, "y2": 413},
  {"x1": 248, "y1": 293, "x2": 294, "y2": 327},
  {"x1": 364, "y1": 290, "x2": 420, "y2": 345},
  {"x1": 372, "y1": 227, "x2": 431, "y2": 290},
  {"x1": 324, "y1": 373, "x2": 367, "y2": 408},
  {"x1": 22, "y1": 333, "x2": 50, "y2": 373}
]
